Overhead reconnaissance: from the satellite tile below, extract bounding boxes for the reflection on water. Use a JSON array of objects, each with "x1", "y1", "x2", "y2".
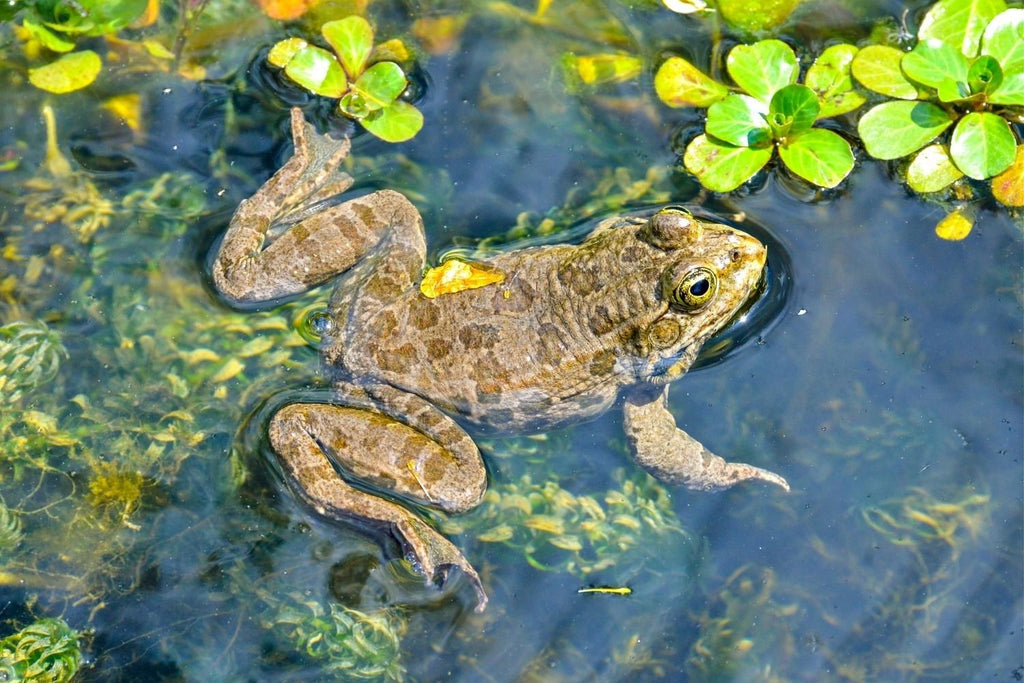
[{"x1": 0, "y1": 0, "x2": 1020, "y2": 681}]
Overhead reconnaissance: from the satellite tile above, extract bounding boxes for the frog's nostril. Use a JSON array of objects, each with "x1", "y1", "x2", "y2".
[{"x1": 730, "y1": 249, "x2": 741, "y2": 262}]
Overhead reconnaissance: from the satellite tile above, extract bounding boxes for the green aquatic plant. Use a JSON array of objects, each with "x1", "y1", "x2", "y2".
[
  {"x1": 851, "y1": 0, "x2": 1023, "y2": 236},
  {"x1": 261, "y1": 592, "x2": 405, "y2": 680},
  {"x1": 268, "y1": 16, "x2": 423, "y2": 143},
  {"x1": 0, "y1": 321, "x2": 67, "y2": 405},
  {"x1": 0, "y1": 618, "x2": 82, "y2": 683},
  {"x1": 656, "y1": 39, "x2": 861, "y2": 191},
  {"x1": 861, "y1": 485, "x2": 990, "y2": 561},
  {"x1": 4, "y1": 0, "x2": 149, "y2": 93},
  {"x1": 684, "y1": 565, "x2": 797, "y2": 681},
  {"x1": 0, "y1": 496, "x2": 23, "y2": 555},
  {"x1": 440, "y1": 468, "x2": 700, "y2": 578}
]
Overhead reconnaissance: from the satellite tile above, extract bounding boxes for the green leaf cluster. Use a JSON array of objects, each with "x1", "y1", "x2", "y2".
[
  {"x1": 440, "y1": 468, "x2": 700, "y2": 578},
  {"x1": 0, "y1": 618, "x2": 82, "y2": 683},
  {"x1": 853, "y1": 0, "x2": 1024, "y2": 195},
  {"x1": 13, "y1": 0, "x2": 149, "y2": 94},
  {"x1": 268, "y1": 17, "x2": 424, "y2": 143},
  {"x1": 656, "y1": 40, "x2": 861, "y2": 192},
  {"x1": 0, "y1": 321, "x2": 68, "y2": 406},
  {"x1": 260, "y1": 592, "x2": 405, "y2": 680}
]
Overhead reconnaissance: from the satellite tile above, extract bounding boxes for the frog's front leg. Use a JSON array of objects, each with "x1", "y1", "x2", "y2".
[
  {"x1": 268, "y1": 386, "x2": 488, "y2": 611},
  {"x1": 213, "y1": 108, "x2": 425, "y2": 304},
  {"x1": 623, "y1": 387, "x2": 789, "y2": 492}
]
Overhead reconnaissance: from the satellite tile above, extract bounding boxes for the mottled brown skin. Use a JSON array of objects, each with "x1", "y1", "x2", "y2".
[{"x1": 213, "y1": 108, "x2": 788, "y2": 612}]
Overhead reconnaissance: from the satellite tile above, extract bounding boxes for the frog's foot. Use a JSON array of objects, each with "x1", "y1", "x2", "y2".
[
  {"x1": 398, "y1": 516, "x2": 488, "y2": 611},
  {"x1": 623, "y1": 387, "x2": 789, "y2": 492},
  {"x1": 268, "y1": 402, "x2": 489, "y2": 612}
]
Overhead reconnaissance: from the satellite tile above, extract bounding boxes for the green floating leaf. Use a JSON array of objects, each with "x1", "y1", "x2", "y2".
[
  {"x1": 902, "y1": 39, "x2": 970, "y2": 90},
  {"x1": 323, "y1": 16, "x2": 374, "y2": 79},
  {"x1": 683, "y1": 133, "x2": 773, "y2": 192},
  {"x1": 918, "y1": 0, "x2": 1007, "y2": 58},
  {"x1": 23, "y1": 18, "x2": 75, "y2": 52},
  {"x1": 351, "y1": 61, "x2": 407, "y2": 112},
  {"x1": 360, "y1": 100, "x2": 423, "y2": 142},
  {"x1": 967, "y1": 55, "x2": 1003, "y2": 95},
  {"x1": 768, "y1": 84, "x2": 820, "y2": 138},
  {"x1": 654, "y1": 56, "x2": 729, "y2": 108},
  {"x1": 36, "y1": 0, "x2": 147, "y2": 36},
  {"x1": 858, "y1": 101, "x2": 953, "y2": 160},
  {"x1": 726, "y1": 39, "x2": 798, "y2": 103},
  {"x1": 805, "y1": 43, "x2": 866, "y2": 118},
  {"x1": 706, "y1": 94, "x2": 771, "y2": 147},
  {"x1": 717, "y1": 0, "x2": 801, "y2": 32},
  {"x1": 851, "y1": 45, "x2": 920, "y2": 99},
  {"x1": 778, "y1": 128, "x2": 854, "y2": 188},
  {"x1": 981, "y1": 9, "x2": 1024, "y2": 105},
  {"x1": 283, "y1": 45, "x2": 347, "y2": 98},
  {"x1": 28, "y1": 50, "x2": 102, "y2": 94},
  {"x1": 268, "y1": 37, "x2": 308, "y2": 68},
  {"x1": 948, "y1": 111, "x2": 1016, "y2": 179},
  {"x1": 906, "y1": 144, "x2": 964, "y2": 192}
]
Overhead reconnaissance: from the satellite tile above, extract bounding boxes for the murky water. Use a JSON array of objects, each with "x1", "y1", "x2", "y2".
[{"x1": 0, "y1": 1, "x2": 1020, "y2": 681}]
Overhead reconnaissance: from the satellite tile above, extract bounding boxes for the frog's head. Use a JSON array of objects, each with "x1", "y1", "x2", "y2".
[{"x1": 628, "y1": 207, "x2": 767, "y2": 384}]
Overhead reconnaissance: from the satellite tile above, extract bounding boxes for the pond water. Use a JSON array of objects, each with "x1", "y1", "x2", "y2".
[{"x1": 0, "y1": 0, "x2": 1021, "y2": 681}]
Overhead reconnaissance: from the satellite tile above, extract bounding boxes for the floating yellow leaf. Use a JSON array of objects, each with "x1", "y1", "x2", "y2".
[
  {"x1": 28, "y1": 50, "x2": 102, "y2": 94},
  {"x1": 420, "y1": 259, "x2": 504, "y2": 298},
  {"x1": 934, "y1": 209, "x2": 973, "y2": 241}
]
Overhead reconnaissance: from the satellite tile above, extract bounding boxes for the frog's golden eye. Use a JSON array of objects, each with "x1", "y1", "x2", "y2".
[{"x1": 667, "y1": 266, "x2": 718, "y2": 311}]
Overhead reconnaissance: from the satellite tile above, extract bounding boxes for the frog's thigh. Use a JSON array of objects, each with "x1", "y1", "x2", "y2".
[{"x1": 271, "y1": 403, "x2": 486, "y2": 514}]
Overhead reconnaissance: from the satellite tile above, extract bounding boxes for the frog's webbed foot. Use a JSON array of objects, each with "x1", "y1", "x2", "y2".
[
  {"x1": 623, "y1": 387, "x2": 789, "y2": 492},
  {"x1": 397, "y1": 516, "x2": 488, "y2": 611},
  {"x1": 268, "y1": 401, "x2": 489, "y2": 612}
]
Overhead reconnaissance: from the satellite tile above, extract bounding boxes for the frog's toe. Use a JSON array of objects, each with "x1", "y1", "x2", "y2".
[{"x1": 398, "y1": 516, "x2": 489, "y2": 612}]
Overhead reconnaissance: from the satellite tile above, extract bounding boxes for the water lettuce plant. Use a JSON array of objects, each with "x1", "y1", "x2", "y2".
[
  {"x1": 268, "y1": 16, "x2": 423, "y2": 143},
  {"x1": 656, "y1": 39, "x2": 860, "y2": 191},
  {"x1": 853, "y1": 2, "x2": 1023, "y2": 201},
  {"x1": 0, "y1": 618, "x2": 82, "y2": 683},
  {"x1": 5, "y1": 0, "x2": 150, "y2": 93}
]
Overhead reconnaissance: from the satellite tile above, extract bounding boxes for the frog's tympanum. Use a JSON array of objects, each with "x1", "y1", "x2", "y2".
[{"x1": 213, "y1": 109, "x2": 788, "y2": 612}]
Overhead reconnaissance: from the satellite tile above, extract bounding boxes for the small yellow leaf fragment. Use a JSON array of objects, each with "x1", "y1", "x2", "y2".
[
  {"x1": 935, "y1": 209, "x2": 973, "y2": 241},
  {"x1": 571, "y1": 53, "x2": 643, "y2": 86},
  {"x1": 102, "y1": 94, "x2": 142, "y2": 132},
  {"x1": 180, "y1": 348, "x2": 220, "y2": 365},
  {"x1": 577, "y1": 586, "x2": 632, "y2": 596},
  {"x1": 420, "y1": 259, "x2": 504, "y2": 298},
  {"x1": 210, "y1": 358, "x2": 245, "y2": 383}
]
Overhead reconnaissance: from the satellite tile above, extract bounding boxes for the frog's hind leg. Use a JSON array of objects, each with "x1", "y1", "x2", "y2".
[
  {"x1": 213, "y1": 108, "x2": 426, "y2": 304},
  {"x1": 267, "y1": 392, "x2": 488, "y2": 611}
]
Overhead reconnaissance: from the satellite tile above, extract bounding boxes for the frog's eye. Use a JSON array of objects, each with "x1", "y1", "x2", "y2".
[{"x1": 666, "y1": 266, "x2": 718, "y2": 311}]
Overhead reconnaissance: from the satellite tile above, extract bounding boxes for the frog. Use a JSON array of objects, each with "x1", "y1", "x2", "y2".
[{"x1": 212, "y1": 108, "x2": 788, "y2": 612}]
